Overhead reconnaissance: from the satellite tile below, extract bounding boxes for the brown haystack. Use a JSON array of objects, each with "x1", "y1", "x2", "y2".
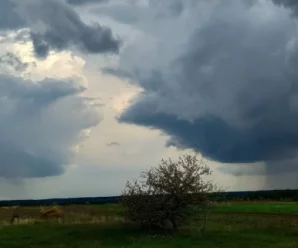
[{"x1": 40, "y1": 206, "x2": 65, "y2": 220}]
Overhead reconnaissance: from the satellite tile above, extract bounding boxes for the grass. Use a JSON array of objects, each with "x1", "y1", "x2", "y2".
[
  {"x1": 0, "y1": 202, "x2": 297, "y2": 247},
  {"x1": 0, "y1": 213, "x2": 297, "y2": 248},
  {"x1": 212, "y1": 202, "x2": 298, "y2": 214},
  {"x1": 94, "y1": 202, "x2": 298, "y2": 215}
]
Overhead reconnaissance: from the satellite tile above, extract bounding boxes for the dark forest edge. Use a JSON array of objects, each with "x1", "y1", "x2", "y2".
[{"x1": 0, "y1": 190, "x2": 298, "y2": 207}]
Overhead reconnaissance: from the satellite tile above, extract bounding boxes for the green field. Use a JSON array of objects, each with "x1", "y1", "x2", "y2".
[
  {"x1": 212, "y1": 202, "x2": 298, "y2": 214},
  {"x1": 0, "y1": 202, "x2": 297, "y2": 248},
  {"x1": 95, "y1": 202, "x2": 298, "y2": 215}
]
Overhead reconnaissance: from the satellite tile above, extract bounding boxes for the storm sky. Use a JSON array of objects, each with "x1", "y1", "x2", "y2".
[{"x1": 0, "y1": 0, "x2": 298, "y2": 199}]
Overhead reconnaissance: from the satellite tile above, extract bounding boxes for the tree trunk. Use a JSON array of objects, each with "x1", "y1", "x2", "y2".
[
  {"x1": 171, "y1": 217, "x2": 178, "y2": 231},
  {"x1": 201, "y1": 210, "x2": 209, "y2": 233}
]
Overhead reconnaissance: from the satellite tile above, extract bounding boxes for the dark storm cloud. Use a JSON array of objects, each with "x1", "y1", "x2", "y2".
[
  {"x1": 0, "y1": 0, "x2": 120, "y2": 58},
  {"x1": 120, "y1": 96, "x2": 298, "y2": 164},
  {"x1": 109, "y1": 0, "x2": 298, "y2": 174},
  {"x1": 0, "y1": 143, "x2": 63, "y2": 178},
  {"x1": 0, "y1": 0, "x2": 25, "y2": 30},
  {"x1": 17, "y1": 0, "x2": 120, "y2": 58},
  {"x1": 272, "y1": 0, "x2": 298, "y2": 15},
  {"x1": 218, "y1": 158, "x2": 298, "y2": 176},
  {"x1": 30, "y1": 32, "x2": 51, "y2": 58},
  {"x1": 66, "y1": 0, "x2": 108, "y2": 6},
  {"x1": 0, "y1": 74, "x2": 99, "y2": 178}
]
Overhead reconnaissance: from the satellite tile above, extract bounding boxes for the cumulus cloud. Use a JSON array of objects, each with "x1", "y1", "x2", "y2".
[
  {"x1": 0, "y1": 0, "x2": 120, "y2": 58},
  {"x1": 103, "y1": 0, "x2": 298, "y2": 174},
  {"x1": 0, "y1": 74, "x2": 99, "y2": 178}
]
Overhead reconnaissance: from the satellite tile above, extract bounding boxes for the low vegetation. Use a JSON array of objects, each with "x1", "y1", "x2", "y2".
[{"x1": 121, "y1": 155, "x2": 215, "y2": 231}]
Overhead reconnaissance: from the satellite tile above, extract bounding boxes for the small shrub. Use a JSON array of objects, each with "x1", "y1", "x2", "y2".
[{"x1": 121, "y1": 154, "x2": 216, "y2": 231}]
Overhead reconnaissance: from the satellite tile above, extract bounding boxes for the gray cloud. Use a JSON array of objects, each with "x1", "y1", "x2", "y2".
[
  {"x1": 0, "y1": 143, "x2": 63, "y2": 178},
  {"x1": 92, "y1": 0, "x2": 187, "y2": 25},
  {"x1": 0, "y1": 74, "x2": 99, "y2": 178},
  {"x1": 107, "y1": 142, "x2": 120, "y2": 147},
  {"x1": 148, "y1": 0, "x2": 186, "y2": 18},
  {"x1": 66, "y1": 0, "x2": 108, "y2": 6},
  {"x1": 102, "y1": 67, "x2": 134, "y2": 81},
  {"x1": 272, "y1": 0, "x2": 298, "y2": 15},
  {"x1": 0, "y1": 0, "x2": 120, "y2": 58},
  {"x1": 0, "y1": 0, "x2": 25, "y2": 30},
  {"x1": 105, "y1": 0, "x2": 298, "y2": 174},
  {"x1": 0, "y1": 74, "x2": 85, "y2": 110},
  {"x1": 219, "y1": 158, "x2": 298, "y2": 176},
  {"x1": 93, "y1": 4, "x2": 144, "y2": 25},
  {"x1": 0, "y1": 52, "x2": 34, "y2": 72},
  {"x1": 19, "y1": 0, "x2": 120, "y2": 58}
]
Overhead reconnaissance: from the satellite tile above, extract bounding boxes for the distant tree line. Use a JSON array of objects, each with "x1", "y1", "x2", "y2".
[
  {"x1": 0, "y1": 196, "x2": 119, "y2": 207},
  {"x1": 209, "y1": 189, "x2": 298, "y2": 202},
  {"x1": 0, "y1": 190, "x2": 297, "y2": 207}
]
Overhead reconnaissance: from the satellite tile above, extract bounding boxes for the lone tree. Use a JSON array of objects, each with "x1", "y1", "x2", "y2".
[{"x1": 121, "y1": 154, "x2": 215, "y2": 231}]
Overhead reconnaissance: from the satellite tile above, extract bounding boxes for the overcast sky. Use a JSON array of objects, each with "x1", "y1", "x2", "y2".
[{"x1": 0, "y1": 0, "x2": 298, "y2": 200}]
